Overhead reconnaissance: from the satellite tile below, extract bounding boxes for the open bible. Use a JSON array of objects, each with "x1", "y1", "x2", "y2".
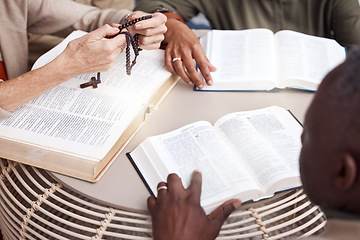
[
  {"x1": 0, "y1": 31, "x2": 179, "y2": 182},
  {"x1": 127, "y1": 106, "x2": 303, "y2": 214},
  {"x1": 196, "y1": 29, "x2": 346, "y2": 92}
]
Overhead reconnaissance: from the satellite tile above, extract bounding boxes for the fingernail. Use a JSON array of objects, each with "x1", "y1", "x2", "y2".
[
  {"x1": 207, "y1": 80, "x2": 213, "y2": 85},
  {"x1": 188, "y1": 82, "x2": 194, "y2": 86},
  {"x1": 233, "y1": 199, "x2": 242, "y2": 209},
  {"x1": 198, "y1": 84, "x2": 204, "y2": 89},
  {"x1": 193, "y1": 169, "x2": 201, "y2": 174}
]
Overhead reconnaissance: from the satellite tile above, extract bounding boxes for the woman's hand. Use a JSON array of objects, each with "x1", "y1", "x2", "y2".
[
  {"x1": 125, "y1": 11, "x2": 167, "y2": 50},
  {"x1": 59, "y1": 24, "x2": 126, "y2": 76}
]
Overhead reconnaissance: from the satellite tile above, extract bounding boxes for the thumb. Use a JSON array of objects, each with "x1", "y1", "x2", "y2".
[
  {"x1": 208, "y1": 61, "x2": 217, "y2": 72},
  {"x1": 129, "y1": 10, "x2": 145, "y2": 20},
  {"x1": 88, "y1": 24, "x2": 120, "y2": 41},
  {"x1": 208, "y1": 199, "x2": 241, "y2": 227},
  {"x1": 147, "y1": 196, "x2": 157, "y2": 217}
]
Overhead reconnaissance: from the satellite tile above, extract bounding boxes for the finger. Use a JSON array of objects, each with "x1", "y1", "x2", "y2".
[
  {"x1": 128, "y1": 10, "x2": 143, "y2": 20},
  {"x1": 147, "y1": 196, "x2": 157, "y2": 217},
  {"x1": 164, "y1": 48, "x2": 177, "y2": 74},
  {"x1": 105, "y1": 33, "x2": 126, "y2": 51},
  {"x1": 110, "y1": 23, "x2": 120, "y2": 28},
  {"x1": 135, "y1": 24, "x2": 167, "y2": 38},
  {"x1": 166, "y1": 47, "x2": 193, "y2": 85},
  {"x1": 181, "y1": 58, "x2": 205, "y2": 89},
  {"x1": 167, "y1": 173, "x2": 185, "y2": 195},
  {"x1": 193, "y1": 52, "x2": 216, "y2": 86},
  {"x1": 168, "y1": 52, "x2": 193, "y2": 85},
  {"x1": 208, "y1": 199, "x2": 242, "y2": 227},
  {"x1": 139, "y1": 42, "x2": 162, "y2": 50},
  {"x1": 91, "y1": 25, "x2": 125, "y2": 51},
  {"x1": 132, "y1": 12, "x2": 167, "y2": 30},
  {"x1": 172, "y1": 60, "x2": 194, "y2": 86},
  {"x1": 180, "y1": 46, "x2": 211, "y2": 89},
  {"x1": 137, "y1": 34, "x2": 165, "y2": 48},
  {"x1": 88, "y1": 24, "x2": 120, "y2": 41},
  {"x1": 187, "y1": 170, "x2": 202, "y2": 203}
]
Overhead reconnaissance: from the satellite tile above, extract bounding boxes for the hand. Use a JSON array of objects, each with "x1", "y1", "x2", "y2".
[
  {"x1": 59, "y1": 24, "x2": 126, "y2": 77},
  {"x1": 0, "y1": 24, "x2": 126, "y2": 112},
  {"x1": 147, "y1": 171, "x2": 242, "y2": 240},
  {"x1": 125, "y1": 11, "x2": 167, "y2": 50},
  {"x1": 163, "y1": 19, "x2": 217, "y2": 89}
]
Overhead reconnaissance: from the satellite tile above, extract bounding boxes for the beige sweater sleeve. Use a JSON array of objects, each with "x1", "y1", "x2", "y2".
[{"x1": 27, "y1": 0, "x2": 131, "y2": 37}]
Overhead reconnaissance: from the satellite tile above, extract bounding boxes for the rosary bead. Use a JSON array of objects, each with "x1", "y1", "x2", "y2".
[{"x1": 118, "y1": 15, "x2": 152, "y2": 75}]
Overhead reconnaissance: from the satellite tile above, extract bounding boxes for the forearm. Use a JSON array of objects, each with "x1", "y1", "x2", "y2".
[
  {"x1": 0, "y1": 55, "x2": 73, "y2": 112},
  {"x1": 27, "y1": 0, "x2": 130, "y2": 37}
]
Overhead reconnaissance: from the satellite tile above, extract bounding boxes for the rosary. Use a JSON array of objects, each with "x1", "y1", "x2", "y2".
[{"x1": 80, "y1": 15, "x2": 153, "y2": 89}]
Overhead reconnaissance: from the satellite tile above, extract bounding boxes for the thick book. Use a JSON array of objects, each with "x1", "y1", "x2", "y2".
[
  {"x1": 196, "y1": 29, "x2": 346, "y2": 92},
  {"x1": 0, "y1": 31, "x2": 179, "y2": 182},
  {"x1": 127, "y1": 106, "x2": 303, "y2": 214}
]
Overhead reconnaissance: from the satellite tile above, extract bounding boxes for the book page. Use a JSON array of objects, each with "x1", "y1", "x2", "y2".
[
  {"x1": 275, "y1": 30, "x2": 346, "y2": 90},
  {"x1": 214, "y1": 106, "x2": 302, "y2": 196},
  {"x1": 132, "y1": 121, "x2": 263, "y2": 211},
  {"x1": 74, "y1": 49, "x2": 171, "y2": 103},
  {"x1": 0, "y1": 86, "x2": 142, "y2": 160},
  {"x1": 0, "y1": 31, "x2": 172, "y2": 161},
  {"x1": 199, "y1": 29, "x2": 276, "y2": 91}
]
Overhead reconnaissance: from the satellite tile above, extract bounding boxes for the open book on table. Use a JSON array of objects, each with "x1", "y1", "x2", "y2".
[
  {"x1": 127, "y1": 106, "x2": 303, "y2": 214},
  {"x1": 196, "y1": 29, "x2": 346, "y2": 92},
  {"x1": 0, "y1": 30, "x2": 179, "y2": 182}
]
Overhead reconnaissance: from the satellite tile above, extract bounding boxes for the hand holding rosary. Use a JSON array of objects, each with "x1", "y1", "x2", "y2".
[{"x1": 80, "y1": 14, "x2": 153, "y2": 89}]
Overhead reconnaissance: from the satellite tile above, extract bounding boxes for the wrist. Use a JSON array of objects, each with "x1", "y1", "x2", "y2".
[
  {"x1": 150, "y1": 8, "x2": 185, "y2": 49},
  {"x1": 162, "y1": 12, "x2": 185, "y2": 24},
  {"x1": 151, "y1": 8, "x2": 185, "y2": 24},
  {"x1": 164, "y1": 19, "x2": 190, "y2": 41},
  {"x1": 50, "y1": 53, "x2": 77, "y2": 82}
]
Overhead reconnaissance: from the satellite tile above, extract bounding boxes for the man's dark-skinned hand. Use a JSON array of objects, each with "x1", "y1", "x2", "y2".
[{"x1": 147, "y1": 170, "x2": 242, "y2": 240}]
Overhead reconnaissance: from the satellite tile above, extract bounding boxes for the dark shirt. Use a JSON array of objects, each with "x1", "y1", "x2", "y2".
[{"x1": 135, "y1": 0, "x2": 360, "y2": 47}]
